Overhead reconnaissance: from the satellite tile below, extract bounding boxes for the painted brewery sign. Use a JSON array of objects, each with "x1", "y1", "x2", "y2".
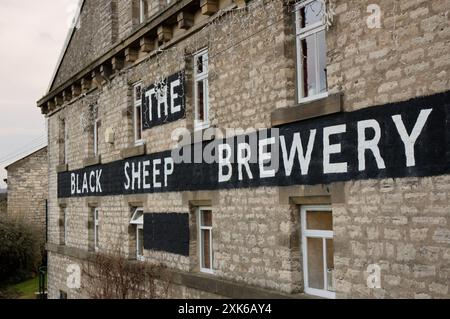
[
  {"x1": 142, "y1": 71, "x2": 186, "y2": 129},
  {"x1": 58, "y1": 91, "x2": 450, "y2": 198}
]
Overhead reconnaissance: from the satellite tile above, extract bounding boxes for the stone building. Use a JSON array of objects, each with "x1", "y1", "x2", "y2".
[
  {"x1": 0, "y1": 190, "x2": 7, "y2": 215},
  {"x1": 38, "y1": 0, "x2": 450, "y2": 299},
  {"x1": 4, "y1": 147, "x2": 48, "y2": 233}
]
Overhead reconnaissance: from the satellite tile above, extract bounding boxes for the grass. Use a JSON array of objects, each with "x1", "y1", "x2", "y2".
[{"x1": 1, "y1": 277, "x2": 40, "y2": 299}]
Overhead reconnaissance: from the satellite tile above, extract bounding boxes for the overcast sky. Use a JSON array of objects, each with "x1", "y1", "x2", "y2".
[{"x1": 0, "y1": 0, "x2": 77, "y2": 188}]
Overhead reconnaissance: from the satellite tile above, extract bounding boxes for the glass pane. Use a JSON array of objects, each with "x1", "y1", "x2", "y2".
[
  {"x1": 95, "y1": 226, "x2": 99, "y2": 247},
  {"x1": 317, "y1": 30, "x2": 328, "y2": 94},
  {"x1": 201, "y1": 229, "x2": 211, "y2": 269},
  {"x1": 326, "y1": 239, "x2": 335, "y2": 292},
  {"x1": 95, "y1": 209, "x2": 99, "y2": 221},
  {"x1": 307, "y1": 237, "x2": 324, "y2": 290},
  {"x1": 196, "y1": 81, "x2": 205, "y2": 121},
  {"x1": 298, "y1": 1, "x2": 324, "y2": 29},
  {"x1": 136, "y1": 105, "x2": 142, "y2": 140},
  {"x1": 201, "y1": 210, "x2": 212, "y2": 227},
  {"x1": 135, "y1": 85, "x2": 141, "y2": 102},
  {"x1": 197, "y1": 55, "x2": 204, "y2": 74},
  {"x1": 306, "y1": 211, "x2": 333, "y2": 231},
  {"x1": 300, "y1": 34, "x2": 317, "y2": 98},
  {"x1": 138, "y1": 229, "x2": 144, "y2": 256}
]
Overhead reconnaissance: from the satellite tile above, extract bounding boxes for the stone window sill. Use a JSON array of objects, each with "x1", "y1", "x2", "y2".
[
  {"x1": 121, "y1": 143, "x2": 146, "y2": 159},
  {"x1": 83, "y1": 155, "x2": 101, "y2": 168},
  {"x1": 271, "y1": 93, "x2": 343, "y2": 127}
]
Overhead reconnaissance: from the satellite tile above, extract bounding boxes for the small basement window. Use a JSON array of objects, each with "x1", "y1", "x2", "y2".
[{"x1": 130, "y1": 208, "x2": 144, "y2": 261}]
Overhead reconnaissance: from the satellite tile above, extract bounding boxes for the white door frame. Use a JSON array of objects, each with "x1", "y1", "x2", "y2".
[{"x1": 301, "y1": 205, "x2": 336, "y2": 299}]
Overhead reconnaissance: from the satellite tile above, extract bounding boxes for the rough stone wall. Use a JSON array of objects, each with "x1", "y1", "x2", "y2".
[
  {"x1": 6, "y1": 147, "x2": 48, "y2": 233},
  {"x1": 45, "y1": 0, "x2": 450, "y2": 299},
  {"x1": 326, "y1": 0, "x2": 450, "y2": 299},
  {"x1": 51, "y1": 0, "x2": 119, "y2": 90},
  {"x1": 0, "y1": 193, "x2": 7, "y2": 215},
  {"x1": 334, "y1": 177, "x2": 450, "y2": 299}
]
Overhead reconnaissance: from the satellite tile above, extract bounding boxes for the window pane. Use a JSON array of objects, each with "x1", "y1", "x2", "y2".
[
  {"x1": 298, "y1": 1, "x2": 324, "y2": 29},
  {"x1": 138, "y1": 229, "x2": 144, "y2": 257},
  {"x1": 307, "y1": 237, "x2": 324, "y2": 290},
  {"x1": 306, "y1": 211, "x2": 333, "y2": 231},
  {"x1": 136, "y1": 105, "x2": 142, "y2": 140},
  {"x1": 317, "y1": 30, "x2": 328, "y2": 94},
  {"x1": 95, "y1": 225, "x2": 99, "y2": 248},
  {"x1": 300, "y1": 34, "x2": 317, "y2": 98},
  {"x1": 326, "y1": 239, "x2": 335, "y2": 292},
  {"x1": 135, "y1": 85, "x2": 142, "y2": 102},
  {"x1": 197, "y1": 55, "x2": 204, "y2": 74},
  {"x1": 201, "y1": 229, "x2": 211, "y2": 269},
  {"x1": 196, "y1": 80, "x2": 205, "y2": 121},
  {"x1": 201, "y1": 210, "x2": 212, "y2": 227}
]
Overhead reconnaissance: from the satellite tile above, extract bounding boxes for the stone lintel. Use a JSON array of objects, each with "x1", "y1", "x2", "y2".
[{"x1": 182, "y1": 191, "x2": 219, "y2": 207}]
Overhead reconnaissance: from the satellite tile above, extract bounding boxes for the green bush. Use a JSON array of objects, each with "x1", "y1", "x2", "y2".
[{"x1": 0, "y1": 217, "x2": 44, "y2": 286}]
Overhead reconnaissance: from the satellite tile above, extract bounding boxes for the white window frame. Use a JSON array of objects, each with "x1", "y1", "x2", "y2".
[
  {"x1": 198, "y1": 207, "x2": 213, "y2": 274},
  {"x1": 193, "y1": 49, "x2": 210, "y2": 131},
  {"x1": 94, "y1": 208, "x2": 100, "y2": 252},
  {"x1": 139, "y1": 0, "x2": 146, "y2": 24},
  {"x1": 295, "y1": 0, "x2": 329, "y2": 103},
  {"x1": 301, "y1": 205, "x2": 336, "y2": 299},
  {"x1": 93, "y1": 117, "x2": 99, "y2": 157},
  {"x1": 63, "y1": 120, "x2": 68, "y2": 165},
  {"x1": 63, "y1": 207, "x2": 67, "y2": 245},
  {"x1": 133, "y1": 82, "x2": 144, "y2": 145},
  {"x1": 130, "y1": 208, "x2": 145, "y2": 262}
]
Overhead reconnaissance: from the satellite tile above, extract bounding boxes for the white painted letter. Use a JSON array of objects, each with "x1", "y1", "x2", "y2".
[
  {"x1": 153, "y1": 159, "x2": 162, "y2": 188},
  {"x1": 131, "y1": 162, "x2": 141, "y2": 190},
  {"x1": 392, "y1": 109, "x2": 432, "y2": 167},
  {"x1": 237, "y1": 143, "x2": 253, "y2": 181},
  {"x1": 358, "y1": 119, "x2": 386, "y2": 171},
  {"x1": 143, "y1": 160, "x2": 151, "y2": 190},
  {"x1": 71, "y1": 174, "x2": 76, "y2": 195},
  {"x1": 171, "y1": 79, "x2": 181, "y2": 113},
  {"x1": 164, "y1": 158, "x2": 174, "y2": 187},
  {"x1": 259, "y1": 138, "x2": 276, "y2": 178},
  {"x1": 218, "y1": 144, "x2": 232, "y2": 183},
  {"x1": 96, "y1": 170, "x2": 103, "y2": 193},
  {"x1": 280, "y1": 130, "x2": 316, "y2": 176},
  {"x1": 124, "y1": 162, "x2": 130, "y2": 190},
  {"x1": 323, "y1": 125, "x2": 348, "y2": 174}
]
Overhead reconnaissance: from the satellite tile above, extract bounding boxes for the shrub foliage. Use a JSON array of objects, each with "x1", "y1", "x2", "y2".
[{"x1": 0, "y1": 217, "x2": 44, "y2": 285}]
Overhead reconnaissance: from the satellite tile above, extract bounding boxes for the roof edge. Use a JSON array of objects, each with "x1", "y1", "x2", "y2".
[
  {"x1": 46, "y1": 0, "x2": 85, "y2": 94},
  {"x1": 4, "y1": 146, "x2": 48, "y2": 170}
]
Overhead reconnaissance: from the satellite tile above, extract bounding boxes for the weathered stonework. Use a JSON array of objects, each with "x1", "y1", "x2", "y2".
[
  {"x1": 0, "y1": 192, "x2": 7, "y2": 215},
  {"x1": 5, "y1": 147, "x2": 48, "y2": 233},
  {"x1": 41, "y1": 0, "x2": 450, "y2": 299}
]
